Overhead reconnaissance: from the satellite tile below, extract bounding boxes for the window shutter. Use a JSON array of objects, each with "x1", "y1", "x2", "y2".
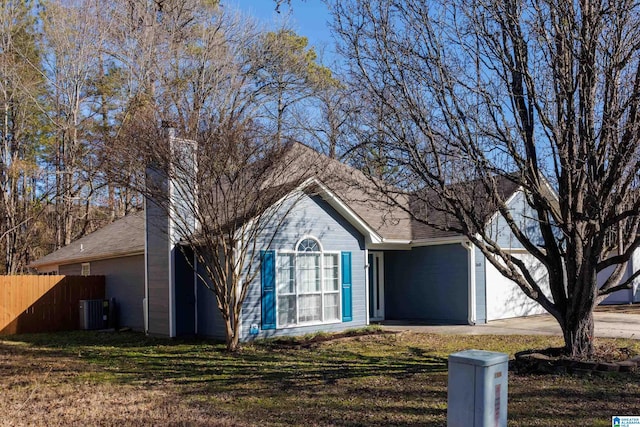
[
  {"x1": 261, "y1": 250, "x2": 276, "y2": 330},
  {"x1": 341, "y1": 251, "x2": 352, "y2": 322}
]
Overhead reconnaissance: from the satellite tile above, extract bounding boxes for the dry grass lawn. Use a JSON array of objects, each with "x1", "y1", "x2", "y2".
[{"x1": 0, "y1": 330, "x2": 638, "y2": 426}]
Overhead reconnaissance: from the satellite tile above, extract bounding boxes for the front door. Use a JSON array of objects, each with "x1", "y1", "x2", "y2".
[{"x1": 368, "y1": 252, "x2": 385, "y2": 321}]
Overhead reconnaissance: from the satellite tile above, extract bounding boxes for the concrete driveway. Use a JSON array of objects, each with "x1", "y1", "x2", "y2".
[{"x1": 381, "y1": 305, "x2": 640, "y2": 339}]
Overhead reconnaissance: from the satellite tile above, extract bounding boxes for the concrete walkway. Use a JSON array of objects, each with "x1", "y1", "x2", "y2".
[{"x1": 381, "y1": 308, "x2": 640, "y2": 340}]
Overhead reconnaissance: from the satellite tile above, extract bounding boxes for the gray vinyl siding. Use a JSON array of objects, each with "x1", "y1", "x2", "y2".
[
  {"x1": 196, "y1": 262, "x2": 226, "y2": 340},
  {"x1": 486, "y1": 190, "x2": 543, "y2": 249},
  {"x1": 384, "y1": 244, "x2": 469, "y2": 324},
  {"x1": 474, "y1": 245, "x2": 487, "y2": 324},
  {"x1": 169, "y1": 138, "x2": 198, "y2": 240},
  {"x1": 174, "y1": 248, "x2": 196, "y2": 336},
  {"x1": 58, "y1": 254, "x2": 145, "y2": 330},
  {"x1": 145, "y1": 193, "x2": 171, "y2": 337},
  {"x1": 58, "y1": 263, "x2": 82, "y2": 275},
  {"x1": 241, "y1": 193, "x2": 366, "y2": 341},
  {"x1": 143, "y1": 136, "x2": 197, "y2": 338}
]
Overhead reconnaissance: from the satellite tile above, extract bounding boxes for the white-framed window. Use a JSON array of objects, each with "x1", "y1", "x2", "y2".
[
  {"x1": 276, "y1": 237, "x2": 341, "y2": 327},
  {"x1": 81, "y1": 263, "x2": 90, "y2": 276}
]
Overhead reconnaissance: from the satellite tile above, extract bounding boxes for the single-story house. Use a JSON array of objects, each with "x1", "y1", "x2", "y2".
[{"x1": 30, "y1": 137, "x2": 639, "y2": 340}]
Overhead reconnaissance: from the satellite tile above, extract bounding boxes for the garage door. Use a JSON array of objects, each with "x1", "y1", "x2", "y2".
[
  {"x1": 485, "y1": 252, "x2": 551, "y2": 321},
  {"x1": 600, "y1": 264, "x2": 634, "y2": 304},
  {"x1": 599, "y1": 249, "x2": 639, "y2": 304}
]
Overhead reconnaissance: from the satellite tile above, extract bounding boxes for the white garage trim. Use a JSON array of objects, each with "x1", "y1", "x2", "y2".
[{"x1": 463, "y1": 241, "x2": 476, "y2": 325}]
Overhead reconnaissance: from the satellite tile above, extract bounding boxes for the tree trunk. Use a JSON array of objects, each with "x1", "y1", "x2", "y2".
[
  {"x1": 562, "y1": 309, "x2": 595, "y2": 359},
  {"x1": 224, "y1": 315, "x2": 240, "y2": 352}
]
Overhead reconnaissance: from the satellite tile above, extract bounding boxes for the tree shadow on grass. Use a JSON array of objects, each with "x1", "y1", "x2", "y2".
[
  {"x1": 0, "y1": 331, "x2": 450, "y2": 426},
  {"x1": 508, "y1": 376, "x2": 640, "y2": 426},
  {"x1": 2, "y1": 330, "x2": 174, "y2": 349}
]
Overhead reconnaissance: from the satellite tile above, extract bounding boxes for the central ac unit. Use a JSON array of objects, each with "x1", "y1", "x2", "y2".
[{"x1": 79, "y1": 299, "x2": 109, "y2": 330}]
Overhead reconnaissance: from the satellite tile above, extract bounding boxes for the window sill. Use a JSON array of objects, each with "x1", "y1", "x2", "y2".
[{"x1": 277, "y1": 319, "x2": 343, "y2": 330}]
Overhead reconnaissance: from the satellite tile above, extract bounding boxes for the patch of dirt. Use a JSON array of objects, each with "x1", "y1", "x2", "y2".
[
  {"x1": 255, "y1": 328, "x2": 397, "y2": 349},
  {"x1": 512, "y1": 344, "x2": 640, "y2": 375}
]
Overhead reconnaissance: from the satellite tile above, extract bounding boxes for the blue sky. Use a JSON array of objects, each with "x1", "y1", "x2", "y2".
[{"x1": 231, "y1": 0, "x2": 335, "y2": 58}]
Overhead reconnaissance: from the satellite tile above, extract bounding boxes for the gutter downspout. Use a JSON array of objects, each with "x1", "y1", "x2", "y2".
[
  {"x1": 462, "y1": 241, "x2": 476, "y2": 325},
  {"x1": 144, "y1": 199, "x2": 149, "y2": 335},
  {"x1": 631, "y1": 248, "x2": 639, "y2": 303},
  {"x1": 235, "y1": 240, "x2": 243, "y2": 341},
  {"x1": 364, "y1": 248, "x2": 370, "y2": 326},
  {"x1": 194, "y1": 253, "x2": 198, "y2": 336},
  {"x1": 167, "y1": 126, "x2": 177, "y2": 338}
]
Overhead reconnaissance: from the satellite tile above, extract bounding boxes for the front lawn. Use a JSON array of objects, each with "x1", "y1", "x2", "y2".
[{"x1": 0, "y1": 330, "x2": 638, "y2": 426}]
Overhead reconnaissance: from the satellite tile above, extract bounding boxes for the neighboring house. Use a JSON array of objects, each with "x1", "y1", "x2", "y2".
[{"x1": 30, "y1": 138, "x2": 639, "y2": 340}]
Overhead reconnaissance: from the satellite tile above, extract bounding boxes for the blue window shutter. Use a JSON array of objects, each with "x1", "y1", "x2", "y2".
[
  {"x1": 341, "y1": 251, "x2": 352, "y2": 322},
  {"x1": 261, "y1": 250, "x2": 276, "y2": 330}
]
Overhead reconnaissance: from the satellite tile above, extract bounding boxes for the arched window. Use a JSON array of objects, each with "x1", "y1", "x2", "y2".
[
  {"x1": 297, "y1": 238, "x2": 320, "y2": 252},
  {"x1": 276, "y1": 237, "x2": 340, "y2": 327}
]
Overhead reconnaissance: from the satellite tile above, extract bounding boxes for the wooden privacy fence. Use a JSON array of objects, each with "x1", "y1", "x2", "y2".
[{"x1": 0, "y1": 275, "x2": 105, "y2": 335}]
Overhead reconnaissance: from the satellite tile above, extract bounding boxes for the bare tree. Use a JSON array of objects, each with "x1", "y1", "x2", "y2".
[
  {"x1": 39, "y1": 0, "x2": 116, "y2": 247},
  {"x1": 110, "y1": 114, "x2": 324, "y2": 350},
  {"x1": 331, "y1": 0, "x2": 640, "y2": 358},
  {"x1": 0, "y1": 0, "x2": 315, "y2": 272},
  {"x1": 100, "y1": 4, "x2": 329, "y2": 350},
  {"x1": 290, "y1": 69, "x2": 360, "y2": 160},
  {"x1": 0, "y1": 0, "x2": 48, "y2": 273}
]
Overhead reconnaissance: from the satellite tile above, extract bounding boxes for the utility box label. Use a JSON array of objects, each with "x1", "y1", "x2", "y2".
[{"x1": 494, "y1": 384, "x2": 501, "y2": 427}]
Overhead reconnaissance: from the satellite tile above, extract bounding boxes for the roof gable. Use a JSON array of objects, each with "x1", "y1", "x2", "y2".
[{"x1": 273, "y1": 143, "x2": 525, "y2": 244}]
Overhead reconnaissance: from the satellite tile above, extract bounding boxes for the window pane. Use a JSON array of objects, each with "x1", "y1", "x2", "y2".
[
  {"x1": 277, "y1": 254, "x2": 295, "y2": 294},
  {"x1": 324, "y1": 293, "x2": 340, "y2": 321},
  {"x1": 298, "y1": 253, "x2": 320, "y2": 293},
  {"x1": 298, "y1": 294, "x2": 322, "y2": 323},
  {"x1": 323, "y1": 254, "x2": 339, "y2": 291},
  {"x1": 278, "y1": 295, "x2": 297, "y2": 326},
  {"x1": 297, "y1": 238, "x2": 320, "y2": 252}
]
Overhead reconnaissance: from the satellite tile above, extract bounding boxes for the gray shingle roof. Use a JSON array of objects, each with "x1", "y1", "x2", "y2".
[
  {"x1": 31, "y1": 143, "x2": 524, "y2": 268},
  {"x1": 29, "y1": 212, "x2": 145, "y2": 268},
  {"x1": 270, "y1": 142, "x2": 523, "y2": 242},
  {"x1": 407, "y1": 176, "x2": 522, "y2": 240}
]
